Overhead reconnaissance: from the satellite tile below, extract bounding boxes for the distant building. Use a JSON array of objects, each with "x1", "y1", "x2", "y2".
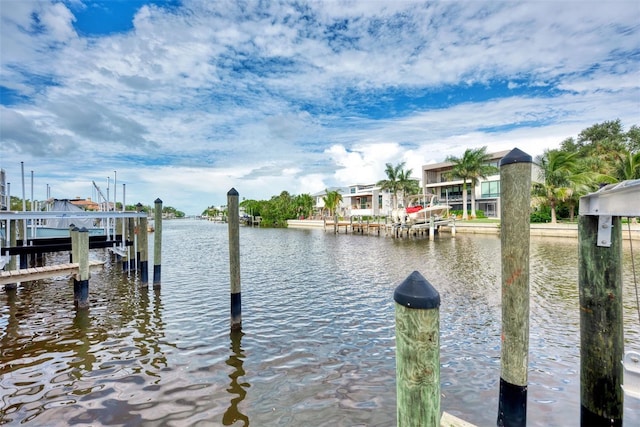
[
  {"x1": 312, "y1": 185, "x2": 394, "y2": 218},
  {"x1": 421, "y1": 150, "x2": 540, "y2": 218},
  {"x1": 69, "y1": 197, "x2": 101, "y2": 211},
  {"x1": 342, "y1": 183, "x2": 394, "y2": 217}
]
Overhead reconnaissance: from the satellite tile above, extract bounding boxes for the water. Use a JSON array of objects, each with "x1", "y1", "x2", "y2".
[{"x1": 1, "y1": 219, "x2": 639, "y2": 426}]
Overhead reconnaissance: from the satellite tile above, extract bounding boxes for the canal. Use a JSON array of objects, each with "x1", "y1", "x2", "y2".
[{"x1": 1, "y1": 219, "x2": 639, "y2": 426}]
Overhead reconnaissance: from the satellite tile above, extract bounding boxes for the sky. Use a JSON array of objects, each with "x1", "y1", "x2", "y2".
[{"x1": 1, "y1": 0, "x2": 639, "y2": 215}]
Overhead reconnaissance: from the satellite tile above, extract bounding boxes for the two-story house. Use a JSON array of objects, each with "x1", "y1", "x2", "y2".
[
  {"x1": 313, "y1": 185, "x2": 394, "y2": 218},
  {"x1": 422, "y1": 149, "x2": 540, "y2": 218}
]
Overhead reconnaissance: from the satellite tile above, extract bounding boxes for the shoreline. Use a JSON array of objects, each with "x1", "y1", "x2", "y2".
[{"x1": 286, "y1": 219, "x2": 640, "y2": 241}]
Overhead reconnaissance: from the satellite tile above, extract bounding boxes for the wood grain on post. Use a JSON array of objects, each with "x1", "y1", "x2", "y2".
[
  {"x1": 153, "y1": 198, "x2": 163, "y2": 286},
  {"x1": 578, "y1": 215, "x2": 623, "y2": 426},
  {"x1": 497, "y1": 148, "x2": 531, "y2": 427},
  {"x1": 228, "y1": 188, "x2": 241, "y2": 331},
  {"x1": 394, "y1": 270, "x2": 441, "y2": 427}
]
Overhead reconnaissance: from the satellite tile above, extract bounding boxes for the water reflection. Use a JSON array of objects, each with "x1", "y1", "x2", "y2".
[
  {"x1": 223, "y1": 330, "x2": 250, "y2": 426},
  {"x1": 1, "y1": 221, "x2": 639, "y2": 426}
]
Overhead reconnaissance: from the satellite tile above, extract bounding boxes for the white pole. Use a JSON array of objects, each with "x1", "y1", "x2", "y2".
[
  {"x1": 30, "y1": 170, "x2": 35, "y2": 236},
  {"x1": 21, "y1": 162, "x2": 26, "y2": 243},
  {"x1": 122, "y1": 183, "x2": 126, "y2": 247},
  {"x1": 106, "y1": 177, "x2": 111, "y2": 238},
  {"x1": 114, "y1": 171, "x2": 117, "y2": 211}
]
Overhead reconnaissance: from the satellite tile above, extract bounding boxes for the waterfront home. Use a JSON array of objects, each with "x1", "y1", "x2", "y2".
[{"x1": 421, "y1": 150, "x2": 541, "y2": 218}]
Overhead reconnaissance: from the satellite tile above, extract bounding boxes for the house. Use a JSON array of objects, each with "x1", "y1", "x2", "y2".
[
  {"x1": 342, "y1": 183, "x2": 394, "y2": 217},
  {"x1": 421, "y1": 149, "x2": 540, "y2": 218},
  {"x1": 312, "y1": 185, "x2": 394, "y2": 218},
  {"x1": 69, "y1": 197, "x2": 101, "y2": 211}
]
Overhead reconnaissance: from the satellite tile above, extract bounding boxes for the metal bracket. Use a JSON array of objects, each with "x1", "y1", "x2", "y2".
[
  {"x1": 579, "y1": 179, "x2": 640, "y2": 248},
  {"x1": 597, "y1": 215, "x2": 612, "y2": 247}
]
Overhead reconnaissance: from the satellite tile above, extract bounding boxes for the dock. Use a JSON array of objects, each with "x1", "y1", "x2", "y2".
[
  {"x1": 299, "y1": 217, "x2": 457, "y2": 238},
  {"x1": 0, "y1": 260, "x2": 105, "y2": 286}
]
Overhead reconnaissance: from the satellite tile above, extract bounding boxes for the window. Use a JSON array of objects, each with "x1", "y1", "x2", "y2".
[{"x1": 481, "y1": 181, "x2": 500, "y2": 198}]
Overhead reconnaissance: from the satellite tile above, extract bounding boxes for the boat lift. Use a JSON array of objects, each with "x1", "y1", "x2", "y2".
[{"x1": 579, "y1": 179, "x2": 640, "y2": 403}]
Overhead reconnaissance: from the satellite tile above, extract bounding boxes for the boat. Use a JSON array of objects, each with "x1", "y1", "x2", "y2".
[
  {"x1": 392, "y1": 193, "x2": 450, "y2": 225},
  {"x1": 24, "y1": 199, "x2": 111, "y2": 238}
]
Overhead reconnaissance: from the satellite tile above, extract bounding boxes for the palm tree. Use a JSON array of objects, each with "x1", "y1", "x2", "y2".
[
  {"x1": 532, "y1": 149, "x2": 578, "y2": 224},
  {"x1": 467, "y1": 147, "x2": 499, "y2": 218},
  {"x1": 445, "y1": 149, "x2": 476, "y2": 220},
  {"x1": 614, "y1": 150, "x2": 640, "y2": 181},
  {"x1": 322, "y1": 189, "x2": 343, "y2": 218},
  {"x1": 295, "y1": 193, "x2": 314, "y2": 219},
  {"x1": 398, "y1": 168, "x2": 420, "y2": 207},
  {"x1": 377, "y1": 162, "x2": 405, "y2": 210}
]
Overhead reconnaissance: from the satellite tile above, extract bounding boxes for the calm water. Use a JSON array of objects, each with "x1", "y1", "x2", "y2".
[{"x1": 1, "y1": 219, "x2": 639, "y2": 426}]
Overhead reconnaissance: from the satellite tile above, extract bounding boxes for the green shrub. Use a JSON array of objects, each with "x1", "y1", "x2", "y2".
[{"x1": 530, "y1": 206, "x2": 552, "y2": 223}]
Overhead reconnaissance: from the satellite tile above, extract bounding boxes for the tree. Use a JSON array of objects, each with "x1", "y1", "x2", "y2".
[
  {"x1": 466, "y1": 146, "x2": 498, "y2": 218},
  {"x1": 322, "y1": 189, "x2": 343, "y2": 217},
  {"x1": 532, "y1": 149, "x2": 578, "y2": 224},
  {"x1": 295, "y1": 193, "x2": 314, "y2": 219},
  {"x1": 397, "y1": 168, "x2": 420, "y2": 207},
  {"x1": 377, "y1": 162, "x2": 405, "y2": 209},
  {"x1": 613, "y1": 150, "x2": 640, "y2": 181},
  {"x1": 444, "y1": 149, "x2": 477, "y2": 220}
]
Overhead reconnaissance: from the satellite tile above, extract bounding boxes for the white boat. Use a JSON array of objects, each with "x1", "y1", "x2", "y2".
[{"x1": 392, "y1": 193, "x2": 450, "y2": 225}]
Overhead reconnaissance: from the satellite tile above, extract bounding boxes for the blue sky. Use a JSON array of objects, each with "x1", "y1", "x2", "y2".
[{"x1": 1, "y1": 0, "x2": 639, "y2": 214}]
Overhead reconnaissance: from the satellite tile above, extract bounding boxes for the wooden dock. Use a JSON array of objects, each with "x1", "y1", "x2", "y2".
[
  {"x1": 322, "y1": 217, "x2": 456, "y2": 238},
  {"x1": 0, "y1": 260, "x2": 105, "y2": 286}
]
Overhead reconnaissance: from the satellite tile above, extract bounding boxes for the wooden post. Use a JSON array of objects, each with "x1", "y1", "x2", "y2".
[
  {"x1": 497, "y1": 148, "x2": 532, "y2": 427},
  {"x1": 578, "y1": 215, "x2": 623, "y2": 426},
  {"x1": 128, "y1": 217, "x2": 136, "y2": 271},
  {"x1": 135, "y1": 203, "x2": 143, "y2": 271},
  {"x1": 228, "y1": 188, "x2": 241, "y2": 331},
  {"x1": 451, "y1": 218, "x2": 456, "y2": 237},
  {"x1": 139, "y1": 214, "x2": 149, "y2": 284},
  {"x1": 4, "y1": 220, "x2": 18, "y2": 290},
  {"x1": 153, "y1": 198, "x2": 163, "y2": 287},
  {"x1": 394, "y1": 270, "x2": 441, "y2": 426},
  {"x1": 18, "y1": 219, "x2": 27, "y2": 269},
  {"x1": 74, "y1": 227, "x2": 90, "y2": 309},
  {"x1": 9, "y1": 220, "x2": 17, "y2": 271}
]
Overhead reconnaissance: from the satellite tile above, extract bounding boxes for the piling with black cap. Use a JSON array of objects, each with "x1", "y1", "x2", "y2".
[
  {"x1": 136, "y1": 203, "x2": 149, "y2": 284},
  {"x1": 497, "y1": 148, "x2": 532, "y2": 427},
  {"x1": 228, "y1": 188, "x2": 241, "y2": 331},
  {"x1": 128, "y1": 217, "x2": 136, "y2": 271},
  {"x1": 153, "y1": 198, "x2": 163, "y2": 287},
  {"x1": 394, "y1": 270, "x2": 441, "y2": 426}
]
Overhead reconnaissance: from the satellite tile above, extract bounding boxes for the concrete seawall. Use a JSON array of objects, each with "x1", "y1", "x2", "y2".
[{"x1": 286, "y1": 219, "x2": 640, "y2": 241}]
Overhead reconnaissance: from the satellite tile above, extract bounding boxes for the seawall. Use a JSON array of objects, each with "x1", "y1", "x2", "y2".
[{"x1": 286, "y1": 219, "x2": 640, "y2": 241}]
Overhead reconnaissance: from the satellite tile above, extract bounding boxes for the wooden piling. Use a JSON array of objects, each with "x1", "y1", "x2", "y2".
[
  {"x1": 394, "y1": 270, "x2": 441, "y2": 426},
  {"x1": 128, "y1": 217, "x2": 136, "y2": 271},
  {"x1": 70, "y1": 225, "x2": 79, "y2": 303},
  {"x1": 139, "y1": 215, "x2": 149, "y2": 284},
  {"x1": 153, "y1": 198, "x2": 163, "y2": 287},
  {"x1": 228, "y1": 188, "x2": 241, "y2": 331},
  {"x1": 18, "y1": 219, "x2": 27, "y2": 269},
  {"x1": 497, "y1": 148, "x2": 532, "y2": 427},
  {"x1": 74, "y1": 227, "x2": 90, "y2": 309},
  {"x1": 4, "y1": 220, "x2": 18, "y2": 290},
  {"x1": 578, "y1": 215, "x2": 623, "y2": 426}
]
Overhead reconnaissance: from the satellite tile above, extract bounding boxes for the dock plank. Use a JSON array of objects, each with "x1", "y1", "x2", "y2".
[{"x1": 1, "y1": 261, "x2": 105, "y2": 286}]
